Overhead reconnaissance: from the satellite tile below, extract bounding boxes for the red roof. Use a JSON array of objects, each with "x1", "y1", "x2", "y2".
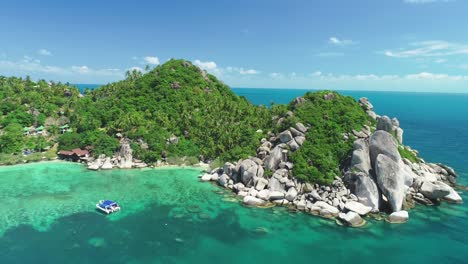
[
  {"x1": 58, "y1": 150, "x2": 74, "y2": 156},
  {"x1": 72, "y1": 148, "x2": 89, "y2": 156}
]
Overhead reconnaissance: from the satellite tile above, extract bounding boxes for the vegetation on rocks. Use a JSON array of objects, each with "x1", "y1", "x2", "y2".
[
  {"x1": 398, "y1": 146, "x2": 419, "y2": 163},
  {"x1": 283, "y1": 91, "x2": 373, "y2": 185}
]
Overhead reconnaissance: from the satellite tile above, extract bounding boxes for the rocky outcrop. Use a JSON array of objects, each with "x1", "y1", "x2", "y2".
[
  {"x1": 200, "y1": 96, "x2": 463, "y2": 227},
  {"x1": 351, "y1": 139, "x2": 371, "y2": 174},
  {"x1": 101, "y1": 157, "x2": 113, "y2": 170},
  {"x1": 359, "y1": 97, "x2": 373, "y2": 111},
  {"x1": 375, "y1": 154, "x2": 405, "y2": 212},
  {"x1": 86, "y1": 138, "x2": 147, "y2": 170},
  {"x1": 369, "y1": 130, "x2": 401, "y2": 167},
  {"x1": 264, "y1": 145, "x2": 285, "y2": 171},
  {"x1": 118, "y1": 139, "x2": 133, "y2": 169},
  {"x1": 344, "y1": 172, "x2": 380, "y2": 211}
]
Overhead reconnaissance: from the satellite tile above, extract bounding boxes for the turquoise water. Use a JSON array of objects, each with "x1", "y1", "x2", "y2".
[
  {"x1": 74, "y1": 83, "x2": 102, "y2": 93},
  {"x1": 0, "y1": 88, "x2": 467, "y2": 263}
]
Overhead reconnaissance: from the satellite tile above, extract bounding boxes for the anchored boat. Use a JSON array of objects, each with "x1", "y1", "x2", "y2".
[{"x1": 96, "y1": 200, "x2": 121, "y2": 214}]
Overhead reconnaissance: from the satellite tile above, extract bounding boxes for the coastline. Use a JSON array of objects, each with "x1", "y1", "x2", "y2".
[{"x1": 0, "y1": 157, "x2": 210, "y2": 171}]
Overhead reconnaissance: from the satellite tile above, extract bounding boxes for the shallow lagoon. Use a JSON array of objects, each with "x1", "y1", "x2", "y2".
[{"x1": 0, "y1": 162, "x2": 466, "y2": 264}]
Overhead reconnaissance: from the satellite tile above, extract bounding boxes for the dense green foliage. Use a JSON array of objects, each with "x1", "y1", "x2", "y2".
[
  {"x1": 284, "y1": 91, "x2": 373, "y2": 185},
  {"x1": 0, "y1": 76, "x2": 79, "y2": 157},
  {"x1": 0, "y1": 60, "x2": 380, "y2": 185},
  {"x1": 71, "y1": 59, "x2": 271, "y2": 161}
]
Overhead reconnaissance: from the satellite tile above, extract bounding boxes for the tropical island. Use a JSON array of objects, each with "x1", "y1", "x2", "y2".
[{"x1": 0, "y1": 59, "x2": 464, "y2": 227}]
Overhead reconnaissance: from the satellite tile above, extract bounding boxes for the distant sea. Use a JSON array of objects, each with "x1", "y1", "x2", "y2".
[{"x1": 2, "y1": 87, "x2": 464, "y2": 263}]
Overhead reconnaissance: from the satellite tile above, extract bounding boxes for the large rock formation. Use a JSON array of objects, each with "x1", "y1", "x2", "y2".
[
  {"x1": 200, "y1": 96, "x2": 463, "y2": 227},
  {"x1": 375, "y1": 154, "x2": 405, "y2": 212},
  {"x1": 118, "y1": 139, "x2": 133, "y2": 169},
  {"x1": 369, "y1": 130, "x2": 401, "y2": 167},
  {"x1": 264, "y1": 144, "x2": 285, "y2": 171}
]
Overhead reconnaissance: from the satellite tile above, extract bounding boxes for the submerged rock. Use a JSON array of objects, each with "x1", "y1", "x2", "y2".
[{"x1": 242, "y1": 196, "x2": 267, "y2": 206}]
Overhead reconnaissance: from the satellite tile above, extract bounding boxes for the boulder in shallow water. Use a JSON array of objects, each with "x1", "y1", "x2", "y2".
[
  {"x1": 387, "y1": 210, "x2": 409, "y2": 224},
  {"x1": 218, "y1": 174, "x2": 229, "y2": 186},
  {"x1": 420, "y1": 181, "x2": 451, "y2": 200},
  {"x1": 243, "y1": 196, "x2": 267, "y2": 206},
  {"x1": 200, "y1": 174, "x2": 212, "y2": 182},
  {"x1": 444, "y1": 189, "x2": 463, "y2": 203},
  {"x1": 256, "y1": 189, "x2": 270, "y2": 200},
  {"x1": 101, "y1": 157, "x2": 113, "y2": 170},
  {"x1": 338, "y1": 212, "x2": 365, "y2": 227},
  {"x1": 314, "y1": 201, "x2": 339, "y2": 217}
]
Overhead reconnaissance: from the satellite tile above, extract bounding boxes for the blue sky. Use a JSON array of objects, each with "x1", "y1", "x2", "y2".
[{"x1": 1, "y1": 0, "x2": 468, "y2": 92}]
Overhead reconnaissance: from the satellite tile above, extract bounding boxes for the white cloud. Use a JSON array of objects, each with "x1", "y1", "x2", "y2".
[
  {"x1": 71, "y1": 65, "x2": 89, "y2": 74},
  {"x1": 240, "y1": 69, "x2": 258, "y2": 75},
  {"x1": 385, "y1": 40, "x2": 468, "y2": 58},
  {"x1": 38, "y1": 49, "x2": 52, "y2": 56},
  {"x1": 143, "y1": 56, "x2": 160, "y2": 65},
  {"x1": 328, "y1": 37, "x2": 356, "y2": 46},
  {"x1": 265, "y1": 70, "x2": 467, "y2": 82},
  {"x1": 194, "y1": 60, "x2": 218, "y2": 70},
  {"x1": 0, "y1": 58, "x2": 124, "y2": 79},
  {"x1": 227, "y1": 67, "x2": 259, "y2": 75},
  {"x1": 404, "y1": 72, "x2": 468, "y2": 81},
  {"x1": 269, "y1": 72, "x2": 283, "y2": 78},
  {"x1": 23, "y1": 55, "x2": 40, "y2": 64},
  {"x1": 311, "y1": 71, "x2": 322, "y2": 77}
]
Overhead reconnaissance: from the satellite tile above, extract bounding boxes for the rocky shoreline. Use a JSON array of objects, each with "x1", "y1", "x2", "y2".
[
  {"x1": 200, "y1": 96, "x2": 464, "y2": 227},
  {"x1": 86, "y1": 139, "x2": 149, "y2": 170}
]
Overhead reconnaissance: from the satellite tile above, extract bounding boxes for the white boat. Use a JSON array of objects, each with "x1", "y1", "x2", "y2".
[{"x1": 96, "y1": 200, "x2": 121, "y2": 214}]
